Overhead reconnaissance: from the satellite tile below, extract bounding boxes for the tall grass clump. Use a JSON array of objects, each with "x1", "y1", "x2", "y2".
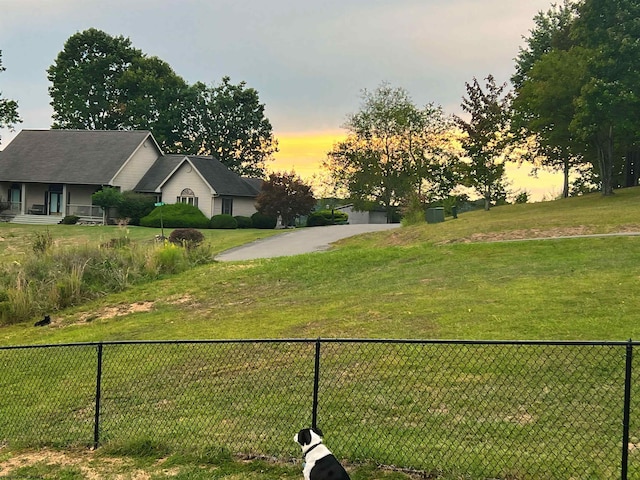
[{"x1": 0, "y1": 233, "x2": 215, "y2": 325}]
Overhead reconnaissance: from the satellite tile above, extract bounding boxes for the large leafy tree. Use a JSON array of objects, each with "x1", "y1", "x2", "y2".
[
  {"x1": 569, "y1": 0, "x2": 640, "y2": 195},
  {"x1": 47, "y1": 28, "x2": 141, "y2": 130},
  {"x1": 511, "y1": 1, "x2": 586, "y2": 198},
  {"x1": 456, "y1": 75, "x2": 512, "y2": 211},
  {"x1": 0, "y1": 50, "x2": 21, "y2": 145},
  {"x1": 512, "y1": 0, "x2": 640, "y2": 196},
  {"x1": 512, "y1": 1, "x2": 576, "y2": 90},
  {"x1": 255, "y1": 172, "x2": 315, "y2": 227},
  {"x1": 325, "y1": 83, "x2": 458, "y2": 222},
  {"x1": 188, "y1": 77, "x2": 277, "y2": 176},
  {"x1": 47, "y1": 30, "x2": 277, "y2": 166},
  {"x1": 116, "y1": 56, "x2": 192, "y2": 153},
  {"x1": 512, "y1": 47, "x2": 589, "y2": 198}
]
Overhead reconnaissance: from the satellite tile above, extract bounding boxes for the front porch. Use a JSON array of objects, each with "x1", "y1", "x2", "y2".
[
  {"x1": 1, "y1": 202, "x2": 104, "y2": 225},
  {"x1": 1, "y1": 182, "x2": 105, "y2": 224}
]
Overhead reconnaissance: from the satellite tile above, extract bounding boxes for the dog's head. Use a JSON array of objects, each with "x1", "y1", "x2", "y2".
[{"x1": 294, "y1": 427, "x2": 323, "y2": 449}]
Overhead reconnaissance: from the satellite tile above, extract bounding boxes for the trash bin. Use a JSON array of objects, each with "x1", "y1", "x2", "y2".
[{"x1": 426, "y1": 207, "x2": 445, "y2": 224}]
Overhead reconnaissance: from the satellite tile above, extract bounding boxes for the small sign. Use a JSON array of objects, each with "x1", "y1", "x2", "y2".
[{"x1": 154, "y1": 202, "x2": 165, "y2": 207}]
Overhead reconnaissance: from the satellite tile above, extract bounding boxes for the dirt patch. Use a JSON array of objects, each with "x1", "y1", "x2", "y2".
[
  {"x1": 78, "y1": 301, "x2": 155, "y2": 323},
  {"x1": 0, "y1": 448, "x2": 156, "y2": 479},
  {"x1": 439, "y1": 226, "x2": 597, "y2": 244}
]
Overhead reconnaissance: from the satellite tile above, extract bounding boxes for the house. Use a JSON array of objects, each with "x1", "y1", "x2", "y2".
[
  {"x1": 0, "y1": 130, "x2": 262, "y2": 224},
  {"x1": 335, "y1": 204, "x2": 388, "y2": 224}
]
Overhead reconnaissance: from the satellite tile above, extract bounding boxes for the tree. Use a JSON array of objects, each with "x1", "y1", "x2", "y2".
[
  {"x1": 0, "y1": 50, "x2": 21, "y2": 145},
  {"x1": 91, "y1": 187, "x2": 123, "y2": 225},
  {"x1": 512, "y1": 1, "x2": 577, "y2": 90},
  {"x1": 325, "y1": 83, "x2": 458, "y2": 222},
  {"x1": 189, "y1": 77, "x2": 278, "y2": 176},
  {"x1": 512, "y1": 0, "x2": 640, "y2": 196},
  {"x1": 47, "y1": 28, "x2": 142, "y2": 130},
  {"x1": 407, "y1": 103, "x2": 462, "y2": 203},
  {"x1": 255, "y1": 172, "x2": 316, "y2": 227},
  {"x1": 116, "y1": 56, "x2": 192, "y2": 153},
  {"x1": 456, "y1": 75, "x2": 512, "y2": 211},
  {"x1": 511, "y1": 1, "x2": 586, "y2": 198},
  {"x1": 512, "y1": 47, "x2": 589, "y2": 198},
  {"x1": 569, "y1": 0, "x2": 640, "y2": 195}
]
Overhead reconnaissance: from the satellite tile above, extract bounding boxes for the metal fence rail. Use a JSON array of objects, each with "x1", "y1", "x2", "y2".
[{"x1": 1, "y1": 339, "x2": 638, "y2": 479}]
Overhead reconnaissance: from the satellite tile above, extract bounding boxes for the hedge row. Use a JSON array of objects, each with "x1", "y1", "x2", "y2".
[{"x1": 138, "y1": 204, "x2": 278, "y2": 230}]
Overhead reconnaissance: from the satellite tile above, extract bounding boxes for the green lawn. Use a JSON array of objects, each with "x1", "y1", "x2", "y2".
[
  {"x1": 1, "y1": 188, "x2": 639, "y2": 344},
  {"x1": 2, "y1": 189, "x2": 640, "y2": 479}
]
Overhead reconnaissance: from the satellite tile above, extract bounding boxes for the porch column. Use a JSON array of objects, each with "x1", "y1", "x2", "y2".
[
  {"x1": 62, "y1": 184, "x2": 67, "y2": 217},
  {"x1": 20, "y1": 183, "x2": 26, "y2": 214}
]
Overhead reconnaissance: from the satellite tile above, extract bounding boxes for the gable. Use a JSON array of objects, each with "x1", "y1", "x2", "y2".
[
  {"x1": 0, "y1": 130, "x2": 158, "y2": 185},
  {"x1": 135, "y1": 155, "x2": 262, "y2": 197}
]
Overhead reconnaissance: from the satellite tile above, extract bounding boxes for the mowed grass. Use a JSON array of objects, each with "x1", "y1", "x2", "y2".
[
  {"x1": 2, "y1": 189, "x2": 640, "y2": 479},
  {"x1": 1, "y1": 188, "x2": 639, "y2": 344}
]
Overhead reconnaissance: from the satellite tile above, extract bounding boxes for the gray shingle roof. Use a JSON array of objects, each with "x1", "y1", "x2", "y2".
[
  {"x1": 0, "y1": 130, "x2": 155, "y2": 185},
  {"x1": 134, "y1": 155, "x2": 262, "y2": 197}
]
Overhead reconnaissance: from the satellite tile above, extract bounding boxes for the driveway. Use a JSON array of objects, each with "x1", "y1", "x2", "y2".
[{"x1": 215, "y1": 223, "x2": 401, "y2": 261}]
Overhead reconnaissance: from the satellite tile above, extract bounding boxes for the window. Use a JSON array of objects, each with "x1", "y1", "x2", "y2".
[
  {"x1": 177, "y1": 188, "x2": 198, "y2": 207},
  {"x1": 222, "y1": 197, "x2": 233, "y2": 216}
]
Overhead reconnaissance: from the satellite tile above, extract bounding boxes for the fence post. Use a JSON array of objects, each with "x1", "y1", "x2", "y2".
[
  {"x1": 93, "y1": 342, "x2": 104, "y2": 450},
  {"x1": 312, "y1": 338, "x2": 321, "y2": 430},
  {"x1": 621, "y1": 339, "x2": 633, "y2": 480}
]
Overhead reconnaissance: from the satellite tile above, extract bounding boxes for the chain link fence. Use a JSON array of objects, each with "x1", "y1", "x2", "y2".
[{"x1": 1, "y1": 339, "x2": 639, "y2": 479}]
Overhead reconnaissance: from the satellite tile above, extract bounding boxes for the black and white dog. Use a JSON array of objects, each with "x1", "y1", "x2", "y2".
[{"x1": 294, "y1": 427, "x2": 350, "y2": 480}]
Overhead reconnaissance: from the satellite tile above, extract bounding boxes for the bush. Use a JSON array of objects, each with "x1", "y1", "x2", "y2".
[
  {"x1": 306, "y1": 209, "x2": 348, "y2": 227},
  {"x1": 117, "y1": 191, "x2": 156, "y2": 225},
  {"x1": 169, "y1": 228, "x2": 205, "y2": 247},
  {"x1": 210, "y1": 214, "x2": 238, "y2": 229},
  {"x1": 140, "y1": 203, "x2": 210, "y2": 229},
  {"x1": 60, "y1": 215, "x2": 80, "y2": 225},
  {"x1": 32, "y1": 230, "x2": 53, "y2": 253},
  {"x1": 234, "y1": 216, "x2": 253, "y2": 229},
  {"x1": 251, "y1": 212, "x2": 277, "y2": 229}
]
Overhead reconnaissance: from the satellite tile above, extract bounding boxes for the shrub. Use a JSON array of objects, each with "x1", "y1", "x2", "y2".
[
  {"x1": 140, "y1": 203, "x2": 210, "y2": 229},
  {"x1": 32, "y1": 229, "x2": 53, "y2": 253},
  {"x1": 210, "y1": 214, "x2": 238, "y2": 229},
  {"x1": 117, "y1": 191, "x2": 156, "y2": 225},
  {"x1": 306, "y1": 209, "x2": 348, "y2": 227},
  {"x1": 234, "y1": 216, "x2": 253, "y2": 229},
  {"x1": 251, "y1": 212, "x2": 277, "y2": 229},
  {"x1": 60, "y1": 215, "x2": 80, "y2": 225},
  {"x1": 169, "y1": 228, "x2": 205, "y2": 248},
  {"x1": 147, "y1": 243, "x2": 188, "y2": 275}
]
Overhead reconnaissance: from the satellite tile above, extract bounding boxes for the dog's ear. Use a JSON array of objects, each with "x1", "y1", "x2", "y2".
[{"x1": 312, "y1": 426, "x2": 323, "y2": 438}]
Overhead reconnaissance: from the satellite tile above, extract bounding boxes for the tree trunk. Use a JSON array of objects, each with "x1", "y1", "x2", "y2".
[
  {"x1": 562, "y1": 160, "x2": 570, "y2": 198},
  {"x1": 598, "y1": 126, "x2": 614, "y2": 196}
]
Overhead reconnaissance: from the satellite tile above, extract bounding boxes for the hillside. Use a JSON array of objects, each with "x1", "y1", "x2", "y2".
[{"x1": 1, "y1": 188, "x2": 640, "y2": 345}]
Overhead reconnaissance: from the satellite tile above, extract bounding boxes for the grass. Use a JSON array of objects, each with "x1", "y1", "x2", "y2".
[{"x1": 2, "y1": 188, "x2": 640, "y2": 478}]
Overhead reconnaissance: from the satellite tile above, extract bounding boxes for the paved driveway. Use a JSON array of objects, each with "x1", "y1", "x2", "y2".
[{"x1": 215, "y1": 223, "x2": 400, "y2": 261}]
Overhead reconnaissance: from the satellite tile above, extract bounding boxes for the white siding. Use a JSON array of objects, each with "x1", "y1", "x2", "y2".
[
  {"x1": 112, "y1": 138, "x2": 162, "y2": 191},
  {"x1": 335, "y1": 206, "x2": 387, "y2": 224},
  {"x1": 68, "y1": 185, "x2": 98, "y2": 206},
  {"x1": 233, "y1": 197, "x2": 258, "y2": 217},
  {"x1": 162, "y1": 163, "x2": 214, "y2": 217}
]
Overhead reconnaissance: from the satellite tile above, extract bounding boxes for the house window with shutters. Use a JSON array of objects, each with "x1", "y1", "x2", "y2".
[{"x1": 177, "y1": 188, "x2": 198, "y2": 207}]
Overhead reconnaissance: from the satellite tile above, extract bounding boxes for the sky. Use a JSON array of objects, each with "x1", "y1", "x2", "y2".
[{"x1": 0, "y1": 0, "x2": 563, "y2": 200}]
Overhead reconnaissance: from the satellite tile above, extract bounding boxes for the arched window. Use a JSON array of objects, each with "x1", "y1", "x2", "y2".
[{"x1": 177, "y1": 188, "x2": 198, "y2": 207}]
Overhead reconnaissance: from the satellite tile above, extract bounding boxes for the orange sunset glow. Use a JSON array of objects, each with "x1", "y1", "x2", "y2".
[
  {"x1": 270, "y1": 130, "x2": 345, "y2": 178},
  {"x1": 271, "y1": 131, "x2": 564, "y2": 202}
]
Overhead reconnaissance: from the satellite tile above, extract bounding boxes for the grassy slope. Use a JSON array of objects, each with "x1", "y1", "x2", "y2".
[{"x1": 1, "y1": 188, "x2": 640, "y2": 345}]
